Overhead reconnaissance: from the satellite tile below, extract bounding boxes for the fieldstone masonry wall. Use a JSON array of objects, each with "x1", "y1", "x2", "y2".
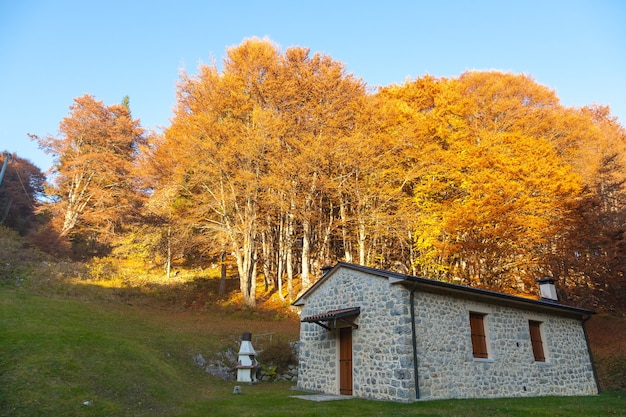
[
  {"x1": 415, "y1": 289, "x2": 598, "y2": 399},
  {"x1": 297, "y1": 269, "x2": 415, "y2": 401},
  {"x1": 297, "y1": 268, "x2": 598, "y2": 402}
]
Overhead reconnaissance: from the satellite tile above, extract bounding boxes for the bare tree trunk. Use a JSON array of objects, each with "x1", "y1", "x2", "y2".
[
  {"x1": 320, "y1": 200, "x2": 333, "y2": 265},
  {"x1": 166, "y1": 223, "x2": 172, "y2": 278},
  {"x1": 339, "y1": 196, "x2": 353, "y2": 263},
  {"x1": 250, "y1": 251, "x2": 257, "y2": 304},
  {"x1": 261, "y1": 228, "x2": 271, "y2": 292},
  {"x1": 61, "y1": 170, "x2": 95, "y2": 236},
  {"x1": 231, "y1": 212, "x2": 257, "y2": 308},
  {"x1": 409, "y1": 230, "x2": 417, "y2": 275},
  {"x1": 286, "y1": 249, "x2": 294, "y2": 301},
  {"x1": 235, "y1": 242, "x2": 257, "y2": 307},
  {"x1": 276, "y1": 252, "x2": 283, "y2": 296},
  {"x1": 0, "y1": 152, "x2": 9, "y2": 187},
  {"x1": 358, "y1": 216, "x2": 366, "y2": 265},
  {"x1": 301, "y1": 217, "x2": 311, "y2": 290},
  {"x1": 286, "y1": 201, "x2": 295, "y2": 301},
  {"x1": 219, "y1": 251, "x2": 226, "y2": 295},
  {"x1": 276, "y1": 214, "x2": 286, "y2": 301}
]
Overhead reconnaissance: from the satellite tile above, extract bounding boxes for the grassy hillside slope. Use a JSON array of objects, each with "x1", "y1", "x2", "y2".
[{"x1": 0, "y1": 283, "x2": 299, "y2": 416}]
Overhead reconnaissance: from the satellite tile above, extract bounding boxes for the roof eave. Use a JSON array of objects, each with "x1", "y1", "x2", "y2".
[
  {"x1": 399, "y1": 276, "x2": 596, "y2": 317},
  {"x1": 292, "y1": 262, "x2": 595, "y2": 317}
]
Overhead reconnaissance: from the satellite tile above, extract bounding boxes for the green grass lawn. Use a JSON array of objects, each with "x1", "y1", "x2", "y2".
[
  {"x1": 1, "y1": 284, "x2": 625, "y2": 417},
  {"x1": 188, "y1": 384, "x2": 625, "y2": 417}
]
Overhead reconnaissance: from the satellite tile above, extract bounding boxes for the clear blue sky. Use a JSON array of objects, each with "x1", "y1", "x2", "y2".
[{"x1": 1, "y1": 0, "x2": 625, "y2": 173}]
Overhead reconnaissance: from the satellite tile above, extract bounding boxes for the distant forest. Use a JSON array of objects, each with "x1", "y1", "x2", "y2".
[{"x1": 3, "y1": 38, "x2": 624, "y2": 309}]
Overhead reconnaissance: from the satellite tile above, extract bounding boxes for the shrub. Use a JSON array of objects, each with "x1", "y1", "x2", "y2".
[
  {"x1": 0, "y1": 226, "x2": 46, "y2": 282},
  {"x1": 256, "y1": 340, "x2": 297, "y2": 374},
  {"x1": 88, "y1": 257, "x2": 120, "y2": 281}
]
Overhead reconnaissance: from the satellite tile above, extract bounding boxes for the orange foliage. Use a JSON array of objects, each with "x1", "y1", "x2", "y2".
[
  {"x1": 33, "y1": 39, "x2": 625, "y2": 311},
  {"x1": 31, "y1": 95, "x2": 145, "y2": 253}
]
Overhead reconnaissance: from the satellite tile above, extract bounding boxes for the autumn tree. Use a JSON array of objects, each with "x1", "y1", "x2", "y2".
[
  {"x1": 147, "y1": 38, "x2": 367, "y2": 305},
  {"x1": 549, "y1": 106, "x2": 626, "y2": 307},
  {"x1": 0, "y1": 152, "x2": 45, "y2": 235},
  {"x1": 265, "y1": 46, "x2": 366, "y2": 290},
  {"x1": 363, "y1": 75, "x2": 445, "y2": 272},
  {"x1": 373, "y1": 72, "x2": 584, "y2": 293},
  {"x1": 151, "y1": 39, "x2": 283, "y2": 306},
  {"x1": 138, "y1": 135, "x2": 213, "y2": 277},
  {"x1": 31, "y1": 94, "x2": 145, "y2": 254}
]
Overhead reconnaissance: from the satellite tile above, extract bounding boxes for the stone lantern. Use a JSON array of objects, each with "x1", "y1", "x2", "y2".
[{"x1": 236, "y1": 332, "x2": 258, "y2": 383}]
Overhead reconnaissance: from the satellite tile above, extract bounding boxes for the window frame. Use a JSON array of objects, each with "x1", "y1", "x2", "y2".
[
  {"x1": 469, "y1": 312, "x2": 489, "y2": 359},
  {"x1": 528, "y1": 320, "x2": 546, "y2": 362}
]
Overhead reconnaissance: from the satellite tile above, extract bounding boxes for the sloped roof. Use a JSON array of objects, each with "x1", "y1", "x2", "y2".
[
  {"x1": 293, "y1": 262, "x2": 595, "y2": 317},
  {"x1": 301, "y1": 307, "x2": 361, "y2": 322}
]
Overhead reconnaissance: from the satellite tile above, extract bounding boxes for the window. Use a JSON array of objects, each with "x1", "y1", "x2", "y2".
[
  {"x1": 529, "y1": 320, "x2": 546, "y2": 362},
  {"x1": 469, "y1": 312, "x2": 488, "y2": 359}
]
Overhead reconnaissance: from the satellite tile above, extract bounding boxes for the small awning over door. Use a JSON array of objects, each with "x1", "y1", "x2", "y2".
[{"x1": 301, "y1": 307, "x2": 360, "y2": 330}]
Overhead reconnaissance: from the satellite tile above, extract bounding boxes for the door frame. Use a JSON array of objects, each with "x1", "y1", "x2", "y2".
[{"x1": 338, "y1": 326, "x2": 353, "y2": 395}]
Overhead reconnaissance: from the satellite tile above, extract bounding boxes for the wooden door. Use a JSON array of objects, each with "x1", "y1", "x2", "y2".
[{"x1": 339, "y1": 327, "x2": 353, "y2": 395}]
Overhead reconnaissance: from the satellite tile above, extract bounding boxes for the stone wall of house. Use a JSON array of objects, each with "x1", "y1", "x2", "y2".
[
  {"x1": 414, "y1": 289, "x2": 599, "y2": 399},
  {"x1": 297, "y1": 268, "x2": 416, "y2": 401}
]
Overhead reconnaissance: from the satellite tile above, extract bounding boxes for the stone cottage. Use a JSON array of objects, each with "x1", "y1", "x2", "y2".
[{"x1": 293, "y1": 262, "x2": 599, "y2": 402}]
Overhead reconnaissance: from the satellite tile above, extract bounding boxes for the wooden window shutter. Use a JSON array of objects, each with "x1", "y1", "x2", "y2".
[
  {"x1": 529, "y1": 320, "x2": 546, "y2": 362},
  {"x1": 469, "y1": 312, "x2": 488, "y2": 359}
]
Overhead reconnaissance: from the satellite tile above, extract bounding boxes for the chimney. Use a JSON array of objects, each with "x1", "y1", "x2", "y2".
[{"x1": 536, "y1": 278, "x2": 558, "y2": 302}]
